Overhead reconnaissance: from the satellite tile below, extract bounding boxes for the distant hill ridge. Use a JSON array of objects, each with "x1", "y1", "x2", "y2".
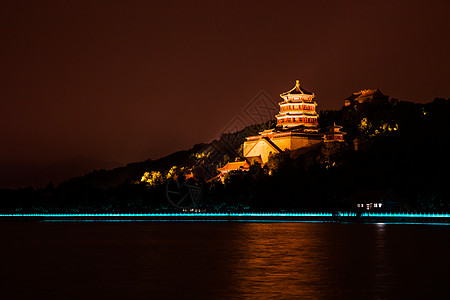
[
  {"x1": 58, "y1": 120, "x2": 277, "y2": 190},
  {"x1": 0, "y1": 156, "x2": 121, "y2": 189}
]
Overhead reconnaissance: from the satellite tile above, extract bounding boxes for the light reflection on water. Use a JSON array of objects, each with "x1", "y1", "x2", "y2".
[{"x1": 1, "y1": 222, "x2": 449, "y2": 299}]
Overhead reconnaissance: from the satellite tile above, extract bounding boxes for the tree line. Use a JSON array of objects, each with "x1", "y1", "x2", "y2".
[{"x1": 1, "y1": 97, "x2": 449, "y2": 213}]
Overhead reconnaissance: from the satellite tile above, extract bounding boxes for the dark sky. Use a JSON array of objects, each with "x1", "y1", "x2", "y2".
[{"x1": 1, "y1": 0, "x2": 449, "y2": 169}]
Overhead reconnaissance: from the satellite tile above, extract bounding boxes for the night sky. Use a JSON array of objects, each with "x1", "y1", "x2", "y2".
[{"x1": 1, "y1": 0, "x2": 449, "y2": 186}]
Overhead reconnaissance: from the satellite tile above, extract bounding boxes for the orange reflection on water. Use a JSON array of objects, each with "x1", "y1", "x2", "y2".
[
  {"x1": 227, "y1": 223, "x2": 332, "y2": 298},
  {"x1": 2, "y1": 222, "x2": 449, "y2": 299}
]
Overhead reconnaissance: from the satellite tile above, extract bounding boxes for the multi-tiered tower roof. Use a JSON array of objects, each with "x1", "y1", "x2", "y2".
[
  {"x1": 242, "y1": 80, "x2": 324, "y2": 164},
  {"x1": 276, "y1": 80, "x2": 319, "y2": 131}
]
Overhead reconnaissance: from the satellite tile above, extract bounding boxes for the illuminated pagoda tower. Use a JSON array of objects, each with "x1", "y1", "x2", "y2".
[
  {"x1": 276, "y1": 80, "x2": 319, "y2": 131},
  {"x1": 242, "y1": 80, "x2": 323, "y2": 164},
  {"x1": 324, "y1": 123, "x2": 346, "y2": 142}
]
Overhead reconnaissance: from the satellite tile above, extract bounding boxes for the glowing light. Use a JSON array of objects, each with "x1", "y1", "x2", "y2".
[
  {"x1": 141, "y1": 171, "x2": 163, "y2": 186},
  {"x1": 0, "y1": 212, "x2": 449, "y2": 218}
]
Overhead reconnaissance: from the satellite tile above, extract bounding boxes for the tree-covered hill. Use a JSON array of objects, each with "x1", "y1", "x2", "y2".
[{"x1": 1, "y1": 97, "x2": 449, "y2": 213}]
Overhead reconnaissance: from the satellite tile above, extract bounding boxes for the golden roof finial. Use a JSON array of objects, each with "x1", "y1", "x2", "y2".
[{"x1": 296, "y1": 80, "x2": 300, "y2": 86}]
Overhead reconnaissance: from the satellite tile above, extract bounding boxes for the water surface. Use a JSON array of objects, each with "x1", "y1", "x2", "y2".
[{"x1": 1, "y1": 221, "x2": 449, "y2": 299}]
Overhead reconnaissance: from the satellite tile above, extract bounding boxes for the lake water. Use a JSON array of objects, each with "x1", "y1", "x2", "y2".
[{"x1": 1, "y1": 221, "x2": 449, "y2": 299}]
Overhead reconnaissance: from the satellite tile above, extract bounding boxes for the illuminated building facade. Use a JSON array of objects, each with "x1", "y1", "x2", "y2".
[
  {"x1": 217, "y1": 160, "x2": 250, "y2": 175},
  {"x1": 216, "y1": 160, "x2": 250, "y2": 183},
  {"x1": 276, "y1": 80, "x2": 319, "y2": 130},
  {"x1": 324, "y1": 123, "x2": 346, "y2": 142},
  {"x1": 344, "y1": 89, "x2": 388, "y2": 107},
  {"x1": 243, "y1": 80, "x2": 322, "y2": 164}
]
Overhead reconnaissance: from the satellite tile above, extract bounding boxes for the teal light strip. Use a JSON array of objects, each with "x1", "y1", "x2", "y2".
[
  {"x1": 0, "y1": 212, "x2": 449, "y2": 218},
  {"x1": 0, "y1": 212, "x2": 331, "y2": 217}
]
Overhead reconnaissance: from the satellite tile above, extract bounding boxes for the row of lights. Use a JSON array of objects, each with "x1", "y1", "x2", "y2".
[{"x1": 1, "y1": 212, "x2": 450, "y2": 218}]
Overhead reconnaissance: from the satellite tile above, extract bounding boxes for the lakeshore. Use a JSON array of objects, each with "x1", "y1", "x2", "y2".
[{"x1": 1, "y1": 212, "x2": 450, "y2": 224}]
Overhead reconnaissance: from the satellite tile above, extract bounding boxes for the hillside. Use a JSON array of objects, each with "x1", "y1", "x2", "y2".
[
  {"x1": 0, "y1": 157, "x2": 122, "y2": 189},
  {"x1": 1, "y1": 97, "x2": 449, "y2": 213}
]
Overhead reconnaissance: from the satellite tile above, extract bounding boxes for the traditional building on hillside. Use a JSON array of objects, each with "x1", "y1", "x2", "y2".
[
  {"x1": 217, "y1": 160, "x2": 250, "y2": 175},
  {"x1": 324, "y1": 123, "x2": 346, "y2": 142},
  {"x1": 243, "y1": 80, "x2": 323, "y2": 164},
  {"x1": 344, "y1": 89, "x2": 388, "y2": 108},
  {"x1": 276, "y1": 80, "x2": 319, "y2": 131},
  {"x1": 217, "y1": 160, "x2": 250, "y2": 183}
]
